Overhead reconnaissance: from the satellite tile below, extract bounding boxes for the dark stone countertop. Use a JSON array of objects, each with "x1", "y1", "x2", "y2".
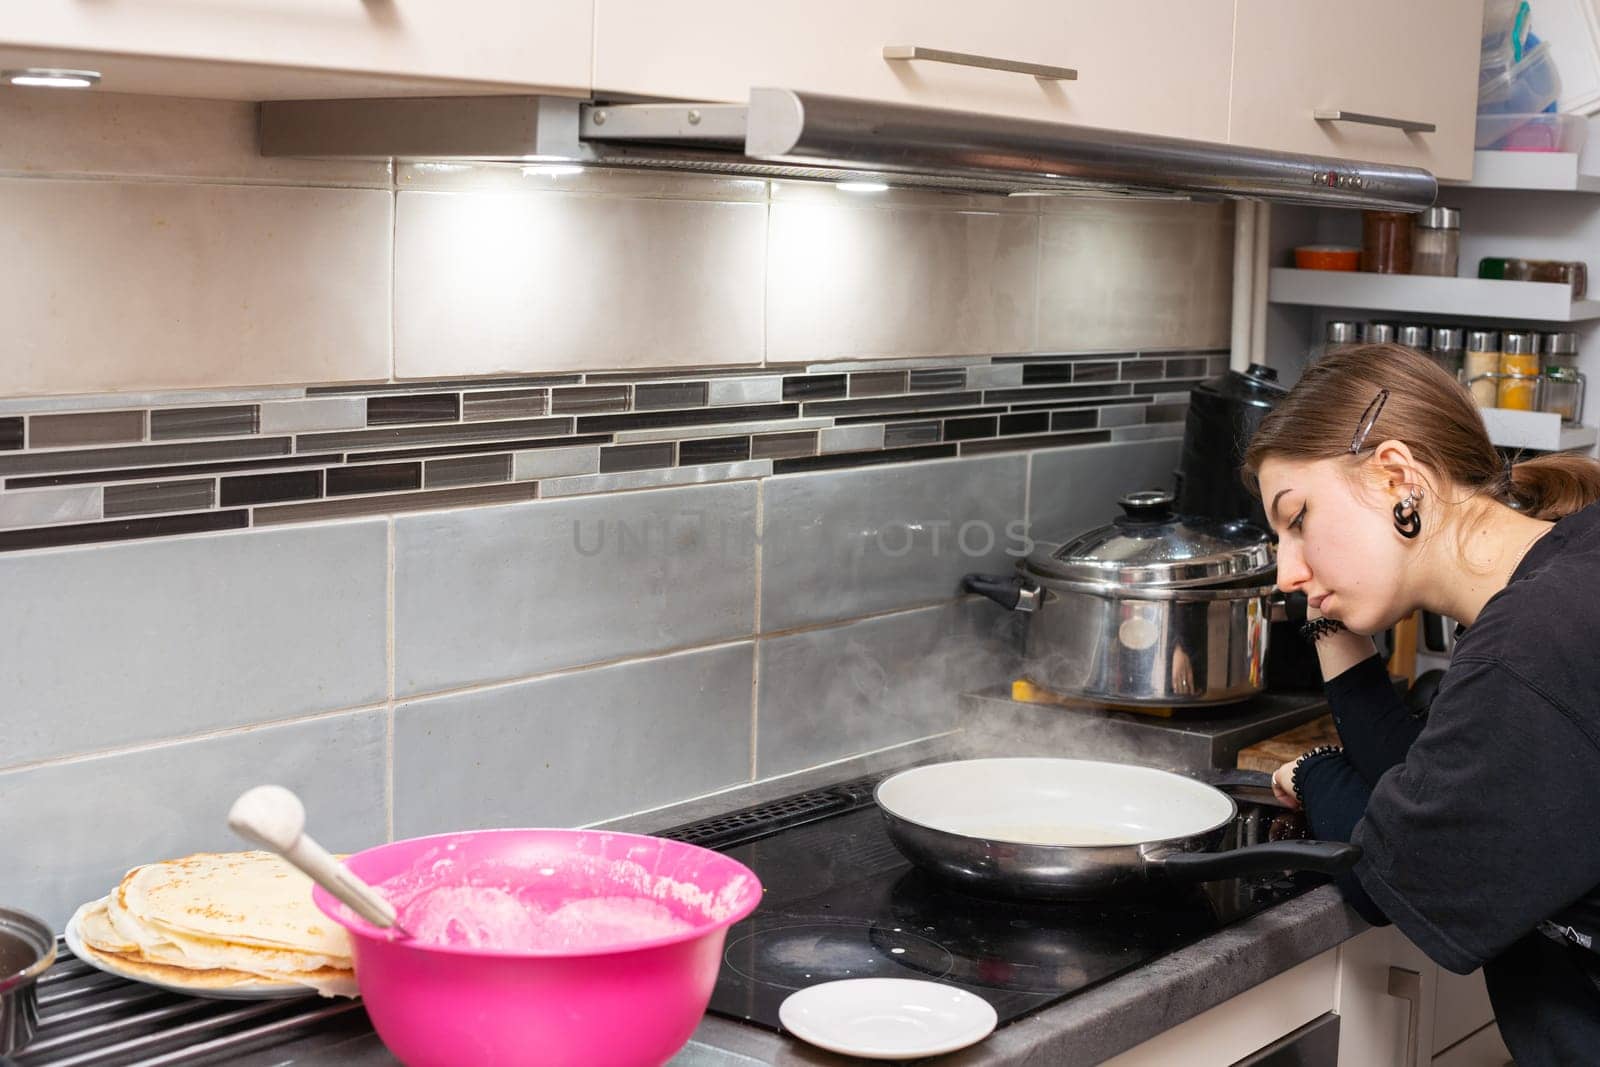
[{"x1": 679, "y1": 884, "x2": 1368, "y2": 1065}]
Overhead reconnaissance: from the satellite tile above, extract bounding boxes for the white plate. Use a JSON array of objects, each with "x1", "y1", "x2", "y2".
[
  {"x1": 778, "y1": 978, "x2": 998, "y2": 1060},
  {"x1": 64, "y1": 902, "x2": 317, "y2": 1001}
]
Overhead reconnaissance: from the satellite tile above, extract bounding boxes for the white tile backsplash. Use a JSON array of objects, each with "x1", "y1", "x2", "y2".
[
  {"x1": 394, "y1": 190, "x2": 767, "y2": 378},
  {"x1": 765, "y1": 192, "x2": 1039, "y2": 363},
  {"x1": 1036, "y1": 199, "x2": 1234, "y2": 352},
  {"x1": 0, "y1": 178, "x2": 392, "y2": 396}
]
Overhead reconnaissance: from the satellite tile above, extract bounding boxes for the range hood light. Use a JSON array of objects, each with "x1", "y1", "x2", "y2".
[
  {"x1": 3, "y1": 68, "x2": 101, "y2": 89},
  {"x1": 836, "y1": 180, "x2": 889, "y2": 193},
  {"x1": 521, "y1": 163, "x2": 584, "y2": 177}
]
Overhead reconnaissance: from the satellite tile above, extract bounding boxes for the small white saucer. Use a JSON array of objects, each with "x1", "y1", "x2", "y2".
[{"x1": 778, "y1": 977, "x2": 998, "y2": 1060}]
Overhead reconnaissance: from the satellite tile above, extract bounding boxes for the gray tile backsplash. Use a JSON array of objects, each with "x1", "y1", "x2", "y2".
[
  {"x1": 0, "y1": 521, "x2": 388, "y2": 766},
  {"x1": 760, "y1": 454, "x2": 1028, "y2": 632},
  {"x1": 0, "y1": 93, "x2": 1237, "y2": 926},
  {"x1": 1027, "y1": 438, "x2": 1183, "y2": 543},
  {"x1": 394, "y1": 482, "x2": 758, "y2": 695},
  {"x1": 0, "y1": 709, "x2": 386, "y2": 930},
  {"x1": 393, "y1": 643, "x2": 754, "y2": 836},
  {"x1": 757, "y1": 599, "x2": 1021, "y2": 777}
]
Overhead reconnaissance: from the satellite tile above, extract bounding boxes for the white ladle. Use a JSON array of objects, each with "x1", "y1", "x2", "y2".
[{"x1": 228, "y1": 784, "x2": 412, "y2": 939}]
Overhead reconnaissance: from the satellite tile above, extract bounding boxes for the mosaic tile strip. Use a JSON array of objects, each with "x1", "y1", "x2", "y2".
[{"x1": 0, "y1": 349, "x2": 1223, "y2": 551}]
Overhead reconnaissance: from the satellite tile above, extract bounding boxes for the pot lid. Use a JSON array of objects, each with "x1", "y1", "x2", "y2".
[{"x1": 1028, "y1": 491, "x2": 1273, "y2": 586}]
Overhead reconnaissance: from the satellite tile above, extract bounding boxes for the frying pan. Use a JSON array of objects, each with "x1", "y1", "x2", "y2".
[{"x1": 875, "y1": 758, "x2": 1359, "y2": 901}]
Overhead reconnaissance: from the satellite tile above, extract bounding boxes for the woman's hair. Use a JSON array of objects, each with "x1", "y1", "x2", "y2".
[{"x1": 1243, "y1": 343, "x2": 1600, "y2": 522}]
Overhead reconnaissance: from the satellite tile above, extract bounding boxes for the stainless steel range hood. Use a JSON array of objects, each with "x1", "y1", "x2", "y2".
[{"x1": 259, "y1": 88, "x2": 1437, "y2": 210}]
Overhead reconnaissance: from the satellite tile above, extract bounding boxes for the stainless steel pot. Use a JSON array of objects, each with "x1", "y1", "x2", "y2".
[
  {"x1": 875, "y1": 758, "x2": 1359, "y2": 902},
  {"x1": 0, "y1": 907, "x2": 55, "y2": 1055},
  {"x1": 963, "y1": 490, "x2": 1278, "y2": 706}
]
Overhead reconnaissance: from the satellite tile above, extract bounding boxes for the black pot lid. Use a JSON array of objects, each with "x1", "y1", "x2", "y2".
[{"x1": 1027, "y1": 490, "x2": 1273, "y2": 587}]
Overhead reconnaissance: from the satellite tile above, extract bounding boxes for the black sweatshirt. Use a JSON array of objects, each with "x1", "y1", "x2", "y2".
[{"x1": 1296, "y1": 501, "x2": 1600, "y2": 1067}]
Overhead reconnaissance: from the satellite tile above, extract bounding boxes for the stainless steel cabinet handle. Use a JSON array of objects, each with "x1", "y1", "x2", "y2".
[
  {"x1": 1387, "y1": 966, "x2": 1423, "y2": 1067},
  {"x1": 1314, "y1": 109, "x2": 1437, "y2": 134},
  {"x1": 883, "y1": 45, "x2": 1077, "y2": 81}
]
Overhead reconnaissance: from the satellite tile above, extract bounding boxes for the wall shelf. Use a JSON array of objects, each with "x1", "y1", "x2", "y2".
[
  {"x1": 1479, "y1": 407, "x2": 1598, "y2": 451},
  {"x1": 1268, "y1": 268, "x2": 1600, "y2": 323},
  {"x1": 1447, "y1": 150, "x2": 1600, "y2": 192}
]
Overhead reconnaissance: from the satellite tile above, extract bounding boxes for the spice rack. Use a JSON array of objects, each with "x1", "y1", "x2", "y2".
[
  {"x1": 1261, "y1": 137, "x2": 1600, "y2": 456},
  {"x1": 1478, "y1": 407, "x2": 1600, "y2": 451},
  {"x1": 1268, "y1": 269, "x2": 1600, "y2": 323}
]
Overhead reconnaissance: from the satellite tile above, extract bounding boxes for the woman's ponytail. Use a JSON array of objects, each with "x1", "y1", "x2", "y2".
[{"x1": 1503, "y1": 452, "x2": 1600, "y2": 520}]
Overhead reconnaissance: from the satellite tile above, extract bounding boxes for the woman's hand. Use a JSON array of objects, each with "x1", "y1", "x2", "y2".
[{"x1": 1272, "y1": 759, "x2": 1301, "y2": 810}]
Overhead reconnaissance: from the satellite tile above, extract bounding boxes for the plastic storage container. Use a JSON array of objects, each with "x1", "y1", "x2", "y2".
[
  {"x1": 1478, "y1": 40, "x2": 1561, "y2": 116},
  {"x1": 1474, "y1": 112, "x2": 1588, "y2": 151}
]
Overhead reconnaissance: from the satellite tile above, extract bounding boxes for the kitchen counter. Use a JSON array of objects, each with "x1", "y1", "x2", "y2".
[
  {"x1": 679, "y1": 885, "x2": 1366, "y2": 1065},
  {"x1": 30, "y1": 729, "x2": 1373, "y2": 1066},
  {"x1": 201, "y1": 877, "x2": 1367, "y2": 1067}
]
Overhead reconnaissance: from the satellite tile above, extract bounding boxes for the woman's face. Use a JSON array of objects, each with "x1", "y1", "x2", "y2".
[{"x1": 1256, "y1": 455, "x2": 1412, "y2": 634}]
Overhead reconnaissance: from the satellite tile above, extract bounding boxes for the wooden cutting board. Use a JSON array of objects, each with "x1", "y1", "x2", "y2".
[{"x1": 1235, "y1": 714, "x2": 1339, "y2": 772}]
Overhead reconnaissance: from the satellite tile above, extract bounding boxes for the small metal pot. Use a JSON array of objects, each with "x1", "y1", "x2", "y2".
[
  {"x1": 0, "y1": 907, "x2": 55, "y2": 1055},
  {"x1": 964, "y1": 490, "x2": 1278, "y2": 707}
]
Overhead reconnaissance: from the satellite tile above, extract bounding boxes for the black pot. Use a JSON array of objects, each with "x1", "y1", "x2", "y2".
[{"x1": 1175, "y1": 362, "x2": 1286, "y2": 531}]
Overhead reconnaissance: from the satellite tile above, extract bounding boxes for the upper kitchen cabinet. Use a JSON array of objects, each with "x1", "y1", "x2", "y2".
[
  {"x1": 592, "y1": 0, "x2": 1236, "y2": 142},
  {"x1": 1229, "y1": 0, "x2": 1482, "y2": 182},
  {"x1": 0, "y1": 1, "x2": 593, "y2": 100}
]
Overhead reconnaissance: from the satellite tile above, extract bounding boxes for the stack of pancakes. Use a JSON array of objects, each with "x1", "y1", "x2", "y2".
[{"x1": 72, "y1": 851, "x2": 357, "y2": 997}]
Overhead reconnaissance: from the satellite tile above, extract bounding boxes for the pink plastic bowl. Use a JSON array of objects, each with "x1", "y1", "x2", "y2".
[{"x1": 313, "y1": 828, "x2": 762, "y2": 1067}]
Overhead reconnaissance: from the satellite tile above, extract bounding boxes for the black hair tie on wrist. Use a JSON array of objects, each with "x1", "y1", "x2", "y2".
[
  {"x1": 1291, "y1": 745, "x2": 1344, "y2": 808},
  {"x1": 1300, "y1": 617, "x2": 1348, "y2": 644}
]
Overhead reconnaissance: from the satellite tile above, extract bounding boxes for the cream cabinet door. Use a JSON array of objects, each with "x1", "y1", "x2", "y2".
[
  {"x1": 1432, "y1": 967, "x2": 1496, "y2": 1056},
  {"x1": 594, "y1": 1, "x2": 1234, "y2": 141},
  {"x1": 1229, "y1": 0, "x2": 1482, "y2": 181},
  {"x1": 0, "y1": 1, "x2": 592, "y2": 97}
]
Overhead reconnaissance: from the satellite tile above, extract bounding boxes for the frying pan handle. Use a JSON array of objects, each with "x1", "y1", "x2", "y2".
[
  {"x1": 1155, "y1": 840, "x2": 1362, "y2": 881},
  {"x1": 1191, "y1": 768, "x2": 1285, "y2": 809}
]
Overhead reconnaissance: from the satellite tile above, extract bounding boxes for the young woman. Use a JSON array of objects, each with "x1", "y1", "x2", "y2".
[{"x1": 1244, "y1": 343, "x2": 1600, "y2": 1065}]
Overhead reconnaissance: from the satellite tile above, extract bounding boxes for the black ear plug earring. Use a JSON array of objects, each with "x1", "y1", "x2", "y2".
[{"x1": 1393, "y1": 490, "x2": 1422, "y2": 539}]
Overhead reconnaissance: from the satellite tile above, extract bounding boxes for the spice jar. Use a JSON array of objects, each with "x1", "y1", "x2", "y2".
[
  {"x1": 1478, "y1": 257, "x2": 1589, "y2": 298},
  {"x1": 1362, "y1": 321, "x2": 1397, "y2": 345},
  {"x1": 1430, "y1": 327, "x2": 1466, "y2": 381},
  {"x1": 1465, "y1": 330, "x2": 1502, "y2": 407},
  {"x1": 1541, "y1": 366, "x2": 1586, "y2": 423},
  {"x1": 1543, "y1": 331, "x2": 1579, "y2": 368},
  {"x1": 1498, "y1": 331, "x2": 1540, "y2": 411},
  {"x1": 1397, "y1": 324, "x2": 1432, "y2": 352},
  {"x1": 1411, "y1": 207, "x2": 1461, "y2": 277},
  {"x1": 1317, "y1": 321, "x2": 1360, "y2": 362},
  {"x1": 1361, "y1": 211, "x2": 1414, "y2": 274}
]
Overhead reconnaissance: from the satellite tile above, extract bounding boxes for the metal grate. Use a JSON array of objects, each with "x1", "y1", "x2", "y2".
[
  {"x1": 13, "y1": 941, "x2": 374, "y2": 1066},
  {"x1": 655, "y1": 773, "x2": 884, "y2": 850}
]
